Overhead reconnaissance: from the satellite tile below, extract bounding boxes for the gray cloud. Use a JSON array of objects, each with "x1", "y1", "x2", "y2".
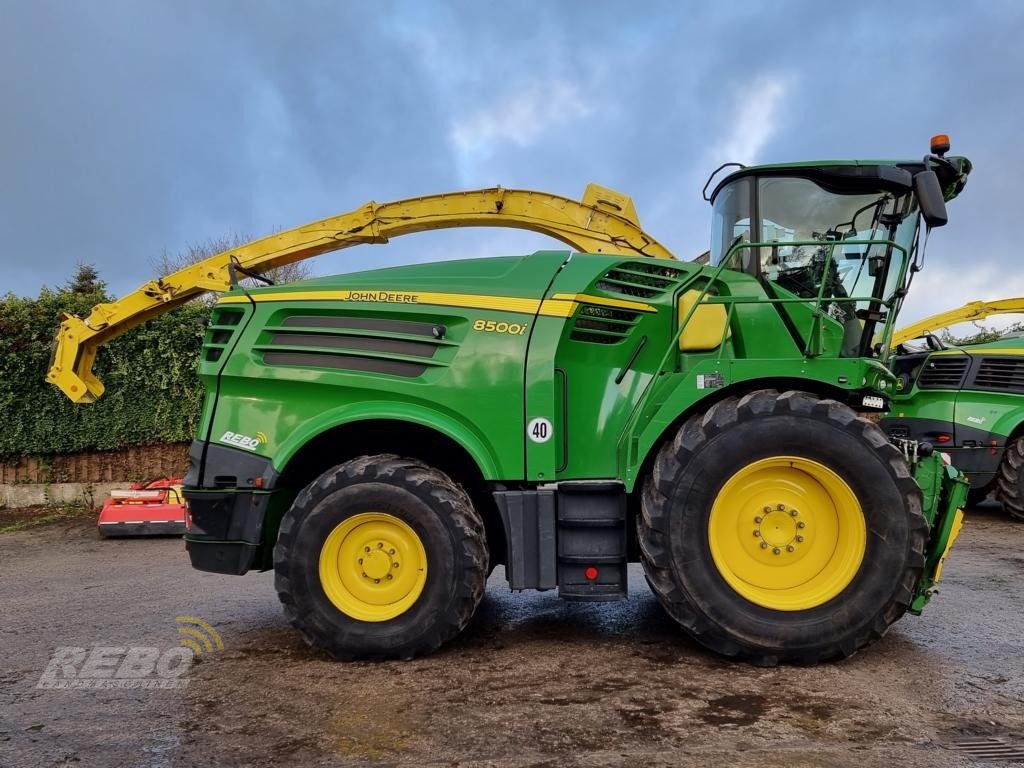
[{"x1": 1, "y1": 0, "x2": 1021, "y2": 327}]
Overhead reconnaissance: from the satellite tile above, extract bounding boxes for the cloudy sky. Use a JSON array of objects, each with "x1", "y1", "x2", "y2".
[{"x1": 1, "y1": 0, "x2": 1021, "y2": 329}]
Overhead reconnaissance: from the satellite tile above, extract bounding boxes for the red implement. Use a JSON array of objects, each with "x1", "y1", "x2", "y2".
[{"x1": 97, "y1": 477, "x2": 186, "y2": 537}]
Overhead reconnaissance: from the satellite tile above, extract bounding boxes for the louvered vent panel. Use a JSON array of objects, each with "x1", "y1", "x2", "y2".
[
  {"x1": 570, "y1": 305, "x2": 641, "y2": 345},
  {"x1": 972, "y1": 357, "x2": 1024, "y2": 392},
  {"x1": 201, "y1": 308, "x2": 245, "y2": 364},
  {"x1": 257, "y1": 315, "x2": 451, "y2": 378},
  {"x1": 917, "y1": 356, "x2": 969, "y2": 389},
  {"x1": 594, "y1": 261, "x2": 685, "y2": 300}
]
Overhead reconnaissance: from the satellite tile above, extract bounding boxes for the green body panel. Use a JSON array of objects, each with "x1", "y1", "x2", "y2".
[
  {"x1": 199, "y1": 251, "x2": 900, "y2": 491},
  {"x1": 201, "y1": 252, "x2": 571, "y2": 481},
  {"x1": 955, "y1": 391, "x2": 1024, "y2": 441},
  {"x1": 538, "y1": 255, "x2": 689, "y2": 480},
  {"x1": 898, "y1": 388, "x2": 1024, "y2": 443},
  {"x1": 890, "y1": 389, "x2": 958, "y2": 425},
  {"x1": 884, "y1": 338, "x2": 1024, "y2": 488}
]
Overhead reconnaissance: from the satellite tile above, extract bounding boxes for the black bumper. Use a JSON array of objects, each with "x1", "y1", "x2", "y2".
[
  {"x1": 183, "y1": 489, "x2": 274, "y2": 574},
  {"x1": 183, "y1": 440, "x2": 279, "y2": 575},
  {"x1": 99, "y1": 521, "x2": 186, "y2": 537}
]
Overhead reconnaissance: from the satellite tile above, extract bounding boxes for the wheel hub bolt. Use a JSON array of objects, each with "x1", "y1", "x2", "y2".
[
  {"x1": 389, "y1": 549, "x2": 396, "y2": 555},
  {"x1": 790, "y1": 509, "x2": 799, "y2": 517},
  {"x1": 753, "y1": 530, "x2": 761, "y2": 537},
  {"x1": 797, "y1": 521, "x2": 806, "y2": 529},
  {"x1": 787, "y1": 545, "x2": 795, "y2": 552},
  {"x1": 796, "y1": 535, "x2": 805, "y2": 543},
  {"x1": 754, "y1": 516, "x2": 763, "y2": 524},
  {"x1": 777, "y1": 504, "x2": 785, "y2": 511},
  {"x1": 760, "y1": 542, "x2": 768, "y2": 549},
  {"x1": 358, "y1": 558, "x2": 363, "y2": 565},
  {"x1": 374, "y1": 578, "x2": 380, "y2": 584},
  {"x1": 772, "y1": 547, "x2": 781, "y2": 555},
  {"x1": 763, "y1": 506, "x2": 772, "y2": 513},
  {"x1": 364, "y1": 546, "x2": 370, "y2": 553},
  {"x1": 377, "y1": 542, "x2": 384, "y2": 549}
]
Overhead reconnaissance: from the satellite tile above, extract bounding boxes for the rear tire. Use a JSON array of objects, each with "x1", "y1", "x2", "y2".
[
  {"x1": 274, "y1": 455, "x2": 488, "y2": 660},
  {"x1": 638, "y1": 389, "x2": 927, "y2": 665},
  {"x1": 995, "y1": 439, "x2": 1024, "y2": 522}
]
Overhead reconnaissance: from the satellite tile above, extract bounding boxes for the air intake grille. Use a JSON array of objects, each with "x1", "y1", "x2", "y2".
[
  {"x1": 201, "y1": 308, "x2": 246, "y2": 364},
  {"x1": 972, "y1": 357, "x2": 1024, "y2": 392},
  {"x1": 595, "y1": 261, "x2": 685, "y2": 300},
  {"x1": 257, "y1": 315, "x2": 451, "y2": 378},
  {"x1": 570, "y1": 305, "x2": 641, "y2": 345},
  {"x1": 262, "y1": 352, "x2": 428, "y2": 378},
  {"x1": 917, "y1": 356, "x2": 969, "y2": 389}
]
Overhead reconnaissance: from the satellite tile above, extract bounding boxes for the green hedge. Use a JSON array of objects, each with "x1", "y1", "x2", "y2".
[{"x1": 0, "y1": 279, "x2": 207, "y2": 458}]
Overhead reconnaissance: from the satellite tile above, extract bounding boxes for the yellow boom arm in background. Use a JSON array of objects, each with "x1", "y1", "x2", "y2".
[
  {"x1": 47, "y1": 184, "x2": 675, "y2": 403},
  {"x1": 892, "y1": 298, "x2": 1024, "y2": 347}
]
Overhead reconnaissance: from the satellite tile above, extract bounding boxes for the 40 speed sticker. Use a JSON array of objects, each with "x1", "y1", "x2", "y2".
[{"x1": 527, "y1": 417, "x2": 553, "y2": 444}]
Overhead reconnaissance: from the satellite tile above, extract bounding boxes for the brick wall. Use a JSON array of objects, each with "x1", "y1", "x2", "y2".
[{"x1": 0, "y1": 443, "x2": 190, "y2": 484}]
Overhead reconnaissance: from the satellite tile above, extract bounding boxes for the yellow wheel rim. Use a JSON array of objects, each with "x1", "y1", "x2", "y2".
[
  {"x1": 318, "y1": 512, "x2": 427, "y2": 622},
  {"x1": 708, "y1": 456, "x2": 866, "y2": 611}
]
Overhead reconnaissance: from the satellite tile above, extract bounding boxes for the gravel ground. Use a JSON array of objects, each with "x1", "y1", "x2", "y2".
[{"x1": 1, "y1": 503, "x2": 1022, "y2": 768}]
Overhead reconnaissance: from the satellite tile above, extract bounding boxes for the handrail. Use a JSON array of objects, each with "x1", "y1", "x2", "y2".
[
  {"x1": 687, "y1": 238, "x2": 909, "y2": 357},
  {"x1": 618, "y1": 237, "x2": 910, "y2": 470}
]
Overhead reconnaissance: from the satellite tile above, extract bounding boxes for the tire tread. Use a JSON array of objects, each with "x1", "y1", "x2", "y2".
[
  {"x1": 995, "y1": 439, "x2": 1024, "y2": 521},
  {"x1": 274, "y1": 454, "x2": 487, "y2": 660},
  {"x1": 637, "y1": 389, "x2": 928, "y2": 665}
]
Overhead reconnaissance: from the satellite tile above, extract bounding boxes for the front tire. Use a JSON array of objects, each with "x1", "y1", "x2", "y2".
[
  {"x1": 274, "y1": 455, "x2": 488, "y2": 660},
  {"x1": 638, "y1": 390, "x2": 927, "y2": 665}
]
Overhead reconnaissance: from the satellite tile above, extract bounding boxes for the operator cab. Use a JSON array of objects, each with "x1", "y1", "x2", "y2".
[{"x1": 707, "y1": 146, "x2": 970, "y2": 358}]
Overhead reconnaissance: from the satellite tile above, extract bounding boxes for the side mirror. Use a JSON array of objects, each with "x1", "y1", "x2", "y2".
[{"x1": 914, "y1": 170, "x2": 948, "y2": 228}]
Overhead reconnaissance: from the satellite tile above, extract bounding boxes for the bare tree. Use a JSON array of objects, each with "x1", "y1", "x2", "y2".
[{"x1": 150, "y1": 233, "x2": 314, "y2": 287}]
